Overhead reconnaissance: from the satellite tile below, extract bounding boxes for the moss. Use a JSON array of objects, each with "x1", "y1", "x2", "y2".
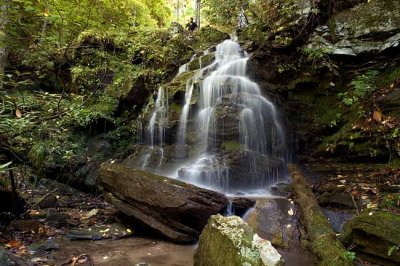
[
  {"x1": 381, "y1": 193, "x2": 400, "y2": 209},
  {"x1": 167, "y1": 70, "x2": 196, "y2": 97},
  {"x1": 341, "y1": 210, "x2": 400, "y2": 263},
  {"x1": 194, "y1": 215, "x2": 284, "y2": 266},
  {"x1": 329, "y1": 0, "x2": 400, "y2": 39},
  {"x1": 191, "y1": 26, "x2": 229, "y2": 53},
  {"x1": 187, "y1": 53, "x2": 216, "y2": 71},
  {"x1": 221, "y1": 141, "x2": 242, "y2": 152}
]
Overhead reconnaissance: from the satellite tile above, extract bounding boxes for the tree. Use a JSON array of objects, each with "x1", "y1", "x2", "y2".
[{"x1": 0, "y1": 0, "x2": 9, "y2": 91}]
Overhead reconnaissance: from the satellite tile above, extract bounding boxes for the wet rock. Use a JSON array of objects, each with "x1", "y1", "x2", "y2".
[
  {"x1": 245, "y1": 198, "x2": 298, "y2": 248},
  {"x1": 341, "y1": 210, "x2": 400, "y2": 264},
  {"x1": 177, "y1": 151, "x2": 284, "y2": 193},
  {"x1": 45, "y1": 209, "x2": 70, "y2": 229},
  {"x1": 65, "y1": 223, "x2": 133, "y2": 240},
  {"x1": 225, "y1": 151, "x2": 285, "y2": 191},
  {"x1": 318, "y1": 190, "x2": 357, "y2": 209},
  {"x1": 230, "y1": 198, "x2": 256, "y2": 217},
  {"x1": 38, "y1": 193, "x2": 58, "y2": 209},
  {"x1": 99, "y1": 162, "x2": 228, "y2": 243},
  {"x1": 321, "y1": 208, "x2": 355, "y2": 233},
  {"x1": 29, "y1": 239, "x2": 59, "y2": 253},
  {"x1": 0, "y1": 250, "x2": 33, "y2": 266},
  {"x1": 187, "y1": 53, "x2": 215, "y2": 71},
  {"x1": 194, "y1": 214, "x2": 284, "y2": 266},
  {"x1": 270, "y1": 182, "x2": 292, "y2": 198}
]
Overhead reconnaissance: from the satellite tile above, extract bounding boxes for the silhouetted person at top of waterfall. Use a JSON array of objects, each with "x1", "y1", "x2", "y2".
[{"x1": 186, "y1": 18, "x2": 198, "y2": 31}]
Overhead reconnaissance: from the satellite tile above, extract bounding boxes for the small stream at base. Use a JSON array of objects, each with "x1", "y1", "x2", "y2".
[{"x1": 53, "y1": 197, "x2": 316, "y2": 266}]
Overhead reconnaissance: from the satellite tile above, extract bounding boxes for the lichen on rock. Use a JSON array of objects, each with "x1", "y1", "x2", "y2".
[{"x1": 194, "y1": 214, "x2": 284, "y2": 266}]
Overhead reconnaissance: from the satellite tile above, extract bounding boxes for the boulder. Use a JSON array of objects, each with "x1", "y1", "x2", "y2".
[
  {"x1": 318, "y1": 189, "x2": 357, "y2": 209},
  {"x1": 245, "y1": 198, "x2": 298, "y2": 248},
  {"x1": 38, "y1": 193, "x2": 58, "y2": 209},
  {"x1": 45, "y1": 209, "x2": 70, "y2": 229},
  {"x1": 194, "y1": 214, "x2": 284, "y2": 266},
  {"x1": 99, "y1": 162, "x2": 229, "y2": 243},
  {"x1": 341, "y1": 210, "x2": 400, "y2": 265}
]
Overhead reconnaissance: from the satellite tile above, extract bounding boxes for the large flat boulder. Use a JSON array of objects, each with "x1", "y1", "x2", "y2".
[
  {"x1": 99, "y1": 162, "x2": 229, "y2": 243},
  {"x1": 194, "y1": 214, "x2": 284, "y2": 266}
]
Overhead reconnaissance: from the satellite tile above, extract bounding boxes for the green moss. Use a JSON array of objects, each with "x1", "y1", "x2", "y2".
[
  {"x1": 381, "y1": 193, "x2": 400, "y2": 209},
  {"x1": 194, "y1": 215, "x2": 284, "y2": 266},
  {"x1": 341, "y1": 210, "x2": 400, "y2": 263},
  {"x1": 167, "y1": 70, "x2": 196, "y2": 97},
  {"x1": 191, "y1": 26, "x2": 229, "y2": 53},
  {"x1": 221, "y1": 141, "x2": 242, "y2": 152}
]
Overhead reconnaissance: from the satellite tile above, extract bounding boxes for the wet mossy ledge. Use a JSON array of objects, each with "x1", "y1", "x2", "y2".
[
  {"x1": 340, "y1": 210, "x2": 400, "y2": 264},
  {"x1": 288, "y1": 164, "x2": 353, "y2": 266}
]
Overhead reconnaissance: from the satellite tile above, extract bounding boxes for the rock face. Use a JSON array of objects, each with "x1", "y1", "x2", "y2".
[
  {"x1": 99, "y1": 162, "x2": 229, "y2": 243},
  {"x1": 194, "y1": 214, "x2": 284, "y2": 266},
  {"x1": 341, "y1": 210, "x2": 400, "y2": 265},
  {"x1": 307, "y1": 0, "x2": 400, "y2": 57}
]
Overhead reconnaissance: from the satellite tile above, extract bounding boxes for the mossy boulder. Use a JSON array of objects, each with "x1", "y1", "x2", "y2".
[
  {"x1": 341, "y1": 210, "x2": 400, "y2": 264},
  {"x1": 194, "y1": 214, "x2": 284, "y2": 266}
]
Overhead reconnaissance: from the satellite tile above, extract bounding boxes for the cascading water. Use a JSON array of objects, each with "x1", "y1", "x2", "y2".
[
  {"x1": 138, "y1": 86, "x2": 168, "y2": 169},
  {"x1": 176, "y1": 39, "x2": 286, "y2": 194},
  {"x1": 136, "y1": 39, "x2": 287, "y2": 195}
]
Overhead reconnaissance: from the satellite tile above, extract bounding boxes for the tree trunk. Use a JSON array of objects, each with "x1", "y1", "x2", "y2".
[
  {"x1": 195, "y1": 0, "x2": 201, "y2": 28},
  {"x1": 288, "y1": 164, "x2": 353, "y2": 265},
  {"x1": 0, "y1": 2, "x2": 8, "y2": 90}
]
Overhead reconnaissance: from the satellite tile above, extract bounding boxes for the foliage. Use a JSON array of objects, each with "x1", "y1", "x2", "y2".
[
  {"x1": 0, "y1": 0, "x2": 198, "y2": 181},
  {"x1": 0, "y1": 161, "x2": 12, "y2": 172},
  {"x1": 343, "y1": 251, "x2": 356, "y2": 261},
  {"x1": 339, "y1": 70, "x2": 379, "y2": 107}
]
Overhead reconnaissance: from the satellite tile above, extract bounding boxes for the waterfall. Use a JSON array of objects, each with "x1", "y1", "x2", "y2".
[
  {"x1": 138, "y1": 86, "x2": 168, "y2": 169},
  {"x1": 137, "y1": 39, "x2": 287, "y2": 195},
  {"x1": 176, "y1": 39, "x2": 286, "y2": 194}
]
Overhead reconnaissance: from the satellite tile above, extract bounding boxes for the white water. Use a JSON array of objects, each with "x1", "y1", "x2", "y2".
[
  {"x1": 137, "y1": 39, "x2": 287, "y2": 194},
  {"x1": 175, "y1": 40, "x2": 286, "y2": 193},
  {"x1": 139, "y1": 87, "x2": 168, "y2": 169}
]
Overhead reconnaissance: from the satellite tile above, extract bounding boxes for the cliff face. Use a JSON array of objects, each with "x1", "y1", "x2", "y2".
[{"x1": 247, "y1": 0, "x2": 400, "y2": 164}]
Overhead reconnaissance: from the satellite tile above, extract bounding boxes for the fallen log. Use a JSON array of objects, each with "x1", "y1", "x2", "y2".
[
  {"x1": 99, "y1": 162, "x2": 229, "y2": 243},
  {"x1": 288, "y1": 164, "x2": 353, "y2": 266}
]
